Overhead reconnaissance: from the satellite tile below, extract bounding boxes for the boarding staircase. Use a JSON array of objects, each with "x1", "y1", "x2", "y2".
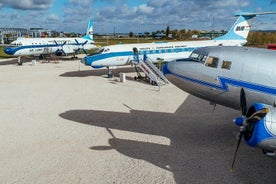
[{"x1": 132, "y1": 49, "x2": 169, "y2": 86}]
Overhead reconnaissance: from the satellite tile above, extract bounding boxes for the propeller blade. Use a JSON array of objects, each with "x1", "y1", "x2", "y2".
[
  {"x1": 240, "y1": 88, "x2": 247, "y2": 116},
  {"x1": 82, "y1": 40, "x2": 88, "y2": 46},
  {"x1": 62, "y1": 41, "x2": 67, "y2": 46},
  {"x1": 75, "y1": 39, "x2": 80, "y2": 45},
  {"x1": 231, "y1": 130, "x2": 243, "y2": 171},
  {"x1": 247, "y1": 108, "x2": 269, "y2": 124},
  {"x1": 54, "y1": 40, "x2": 58, "y2": 46},
  {"x1": 82, "y1": 48, "x2": 88, "y2": 55},
  {"x1": 61, "y1": 49, "x2": 66, "y2": 56}
]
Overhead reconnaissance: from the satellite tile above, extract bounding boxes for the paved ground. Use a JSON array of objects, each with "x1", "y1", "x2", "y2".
[{"x1": 0, "y1": 58, "x2": 276, "y2": 184}]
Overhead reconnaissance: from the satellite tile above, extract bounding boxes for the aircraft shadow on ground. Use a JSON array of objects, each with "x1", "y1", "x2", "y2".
[
  {"x1": 59, "y1": 67, "x2": 136, "y2": 78},
  {"x1": 59, "y1": 95, "x2": 276, "y2": 183},
  {"x1": 0, "y1": 58, "x2": 31, "y2": 66}
]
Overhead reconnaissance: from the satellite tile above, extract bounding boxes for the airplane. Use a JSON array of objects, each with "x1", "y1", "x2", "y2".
[
  {"x1": 81, "y1": 12, "x2": 276, "y2": 72},
  {"x1": 4, "y1": 20, "x2": 97, "y2": 61},
  {"x1": 162, "y1": 46, "x2": 276, "y2": 168}
]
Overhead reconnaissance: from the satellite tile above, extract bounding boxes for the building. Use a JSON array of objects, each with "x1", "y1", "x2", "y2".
[
  {"x1": 0, "y1": 28, "x2": 28, "y2": 44},
  {"x1": 28, "y1": 28, "x2": 54, "y2": 38},
  {"x1": 0, "y1": 27, "x2": 58, "y2": 44}
]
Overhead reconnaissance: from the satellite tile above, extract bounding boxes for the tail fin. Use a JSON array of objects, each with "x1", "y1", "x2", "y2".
[
  {"x1": 83, "y1": 19, "x2": 93, "y2": 41},
  {"x1": 214, "y1": 12, "x2": 276, "y2": 43}
]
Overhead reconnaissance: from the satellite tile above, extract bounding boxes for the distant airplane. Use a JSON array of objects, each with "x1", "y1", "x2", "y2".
[
  {"x1": 81, "y1": 12, "x2": 276, "y2": 73},
  {"x1": 163, "y1": 46, "x2": 276, "y2": 168},
  {"x1": 4, "y1": 20, "x2": 97, "y2": 60}
]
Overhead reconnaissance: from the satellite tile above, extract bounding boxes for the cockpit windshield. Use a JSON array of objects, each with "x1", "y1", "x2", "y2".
[
  {"x1": 88, "y1": 47, "x2": 110, "y2": 56},
  {"x1": 188, "y1": 51, "x2": 208, "y2": 63},
  {"x1": 11, "y1": 42, "x2": 22, "y2": 46}
]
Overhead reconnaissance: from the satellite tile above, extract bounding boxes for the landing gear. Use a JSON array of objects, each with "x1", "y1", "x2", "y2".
[
  {"x1": 38, "y1": 54, "x2": 44, "y2": 60},
  {"x1": 107, "y1": 66, "x2": 115, "y2": 78},
  {"x1": 17, "y1": 56, "x2": 22, "y2": 65},
  {"x1": 71, "y1": 52, "x2": 79, "y2": 60}
]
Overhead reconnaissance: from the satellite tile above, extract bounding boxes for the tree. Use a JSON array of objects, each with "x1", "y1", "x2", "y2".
[
  {"x1": 171, "y1": 29, "x2": 178, "y2": 39},
  {"x1": 151, "y1": 32, "x2": 156, "y2": 38},
  {"x1": 129, "y1": 32, "x2": 134, "y2": 38},
  {"x1": 144, "y1": 32, "x2": 150, "y2": 37},
  {"x1": 166, "y1": 26, "x2": 170, "y2": 38}
]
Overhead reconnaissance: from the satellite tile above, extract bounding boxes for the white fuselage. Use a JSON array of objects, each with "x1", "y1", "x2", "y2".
[
  {"x1": 5, "y1": 37, "x2": 96, "y2": 56},
  {"x1": 82, "y1": 39, "x2": 245, "y2": 68}
]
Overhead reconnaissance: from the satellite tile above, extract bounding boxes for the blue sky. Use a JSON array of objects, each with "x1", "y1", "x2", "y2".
[{"x1": 0, "y1": 0, "x2": 276, "y2": 34}]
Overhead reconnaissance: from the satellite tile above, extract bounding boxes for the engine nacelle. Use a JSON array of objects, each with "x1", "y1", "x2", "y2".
[
  {"x1": 55, "y1": 49, "x2": 63, "y2": 56},
  {"x1": 244, "y1": 103, "x2": 276, "y2": 156}
]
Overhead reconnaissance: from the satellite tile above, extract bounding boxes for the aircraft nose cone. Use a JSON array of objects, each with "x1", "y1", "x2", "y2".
[
  {"x1": 81, "y1": 57, "x2": 87, "y2": 65},
  {"x1": 4, "y1": 47, "x2": 15, "y2": 55}
]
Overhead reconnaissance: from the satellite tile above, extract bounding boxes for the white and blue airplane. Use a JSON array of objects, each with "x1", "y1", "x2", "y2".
[
  {"x1": 163, "y1": 46, "x2": 276, "y2": 168},
  {"x1": 4, "y1": 20, "x2": 97, "y2": 59},
  {"x1": 82, "y1": 12, "x2": 275, "y2": 70}
]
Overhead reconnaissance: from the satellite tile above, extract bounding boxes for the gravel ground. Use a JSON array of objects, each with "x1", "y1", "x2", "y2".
[{"x1": 0, "y1": 59, "x2": 276, "y2": 184}]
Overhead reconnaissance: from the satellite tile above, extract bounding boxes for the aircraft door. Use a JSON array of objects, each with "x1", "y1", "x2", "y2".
[{"x1": 133, "y1": 47, "x2": 139, "y2": 62}]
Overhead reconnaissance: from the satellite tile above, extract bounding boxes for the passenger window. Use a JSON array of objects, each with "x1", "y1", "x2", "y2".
[
  {"x1": 221, "y1": 60, "x2": 232, "y2": 70},
  {"x1": 205, "y1": 56, "x2": 219, "y2": 68}
]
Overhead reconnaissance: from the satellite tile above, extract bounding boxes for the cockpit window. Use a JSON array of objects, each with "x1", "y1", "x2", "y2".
[
  {"x1": 205, "y1": 56, "x2": 219, "y2": 68},
  {"x1": 12, "y1": 42, "x2": 22, "y2": 46},
  {"x1": 189, "y1": 52, "x2": 207, "y2": 63},
  {"x1": 88, "y1": 48, "x2": 105, "y2": 56}
]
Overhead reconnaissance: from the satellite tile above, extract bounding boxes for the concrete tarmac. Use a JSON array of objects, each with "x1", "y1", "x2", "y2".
[{"x1": 0, "y1": 59, "x2": 276, "y2": 184}]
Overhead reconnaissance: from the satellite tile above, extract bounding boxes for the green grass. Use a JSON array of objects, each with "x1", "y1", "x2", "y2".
[
  {"x1": 0, "y1": 46, "x2": 15, "y2": 58},
  {"x1": 94, "y1": 38, "x2": 169, "y2": 46}
]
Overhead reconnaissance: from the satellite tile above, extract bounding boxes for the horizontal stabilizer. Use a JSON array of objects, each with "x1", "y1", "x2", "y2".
[{"x1": 235, "y1": 12, "x2": 276, "y2": 17}]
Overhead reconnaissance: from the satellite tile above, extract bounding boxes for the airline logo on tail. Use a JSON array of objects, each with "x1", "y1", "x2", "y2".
[
  {"x1": 233, "y1": 18, "x2": 251, "y2": 39},
  {"x1": 214, "y1": 12, "x2": 276, "y2": 42}
]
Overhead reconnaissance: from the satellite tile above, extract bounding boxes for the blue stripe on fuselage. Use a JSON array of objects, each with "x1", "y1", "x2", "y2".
[
  {"x1": 85, "y1": 47, "x2": 196, "y2": 66},
  {"x1": 5, "y1": 42, "x2": 86, "y2": 55},
  {"x1": 163, "y1": 64, "x2": 276, "y2": 95},
  {"x1": 6, "y1": 44, "x2": 56, "y2": 54}
]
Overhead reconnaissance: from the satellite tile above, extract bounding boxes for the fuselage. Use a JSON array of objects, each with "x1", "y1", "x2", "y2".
[
  {"x1": 4, "y1": 37, "x2": 96, "y2": 56},
  {"x1": 163, "y1": 46, "x2": 276, "y2": 110},
  {"x1": 82, "y1": 39, "x2": 245, "y2": 68}
]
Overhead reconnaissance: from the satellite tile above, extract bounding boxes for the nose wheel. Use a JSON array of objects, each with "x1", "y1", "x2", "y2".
[{"x1": 17, "y1": 56, "x2": 22, "y2": 65}]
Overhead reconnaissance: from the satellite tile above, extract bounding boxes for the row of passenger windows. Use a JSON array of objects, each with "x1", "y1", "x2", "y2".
[
  {"x1": 138, "y1": 48, "x2": 193, "y2": 55},
  {"x1": 15, "y1": 40, "x2": 90, "y2": 45}
]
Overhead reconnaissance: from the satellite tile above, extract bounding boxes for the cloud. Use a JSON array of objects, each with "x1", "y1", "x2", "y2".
[
  {"x1": 0, "y1": 0, "x2": 54, "y2": 10},
  {"x1": 137, "y1": 4, "x2": 154, "y2": 15},
  {"x1": 0, "y1": 0, "x2": 275, "y2": 34},
  {"x1": 91, "y1": 0, "x2": 230, "y2": 32},
  {"x1": 47, "y1": 13, "x2": 59, "y2": 22}
]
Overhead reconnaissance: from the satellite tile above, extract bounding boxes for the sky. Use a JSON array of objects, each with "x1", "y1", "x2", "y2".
[{"x1": 0, "y1": 0, "x2": 276, "y2": 34}]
